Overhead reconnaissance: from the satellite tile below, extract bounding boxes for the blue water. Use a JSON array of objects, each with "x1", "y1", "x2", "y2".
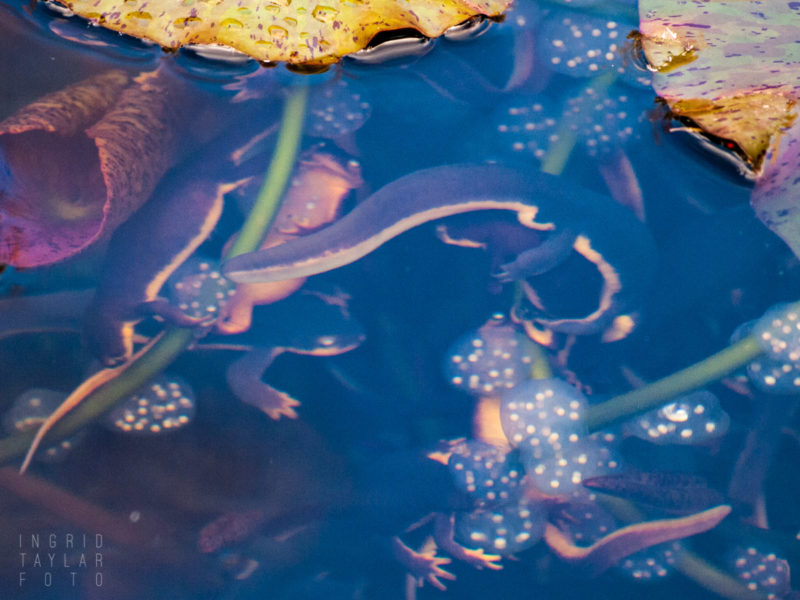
[{"x1": 1, "y1": 1, "x2": 799, "y2": 599}]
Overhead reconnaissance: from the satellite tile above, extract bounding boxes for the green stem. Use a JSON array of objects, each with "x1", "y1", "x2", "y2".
[
  {"x1": 0, "y1": 85, "x2": 308, "y2": 466},
  {"x1": 227, "y1": 85, "x2": 309, "y2": 259},
  {"x1": 585, "y1": 335, "x2": 763, "y2": 432},
  {"x1": 675, "y1": 551, "x2": 769, "y2": 600}
]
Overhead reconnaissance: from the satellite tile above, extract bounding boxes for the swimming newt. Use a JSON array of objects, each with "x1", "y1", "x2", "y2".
[
  {"x1": 216, "y1": 152, "x2": 362, "y2": 335},
  {"x1": 223, "y1": 164, "x2": 657, "y2": 342}
]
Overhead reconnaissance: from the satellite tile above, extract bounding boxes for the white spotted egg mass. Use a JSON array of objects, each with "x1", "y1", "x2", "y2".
[
  {"x1": 499, "y1": 378, "x2": 588, "y2": 449},
  {"x1": 443, "y1": 315, "x2": 533, "y2": 396},
  {"x1": 491, "y1": 96, "x2": 560, "y2": 162},
  {"x1": 618, "y1": 542, "x2": 681, "y2": 580},
  {"x1": 727, "y1": 545, "x2": 791, "y2": 599},
  {"x1": 3, "y1": 388, "x2": 81, "y2": 461},
  {"x1": 455, "y1": 499, "x2": 547, "y2": 555},
  {"x1": 561, "y1": 85, "x2": 644, "y2": 157},
  {"x1": 306, "y1": 78, "x2": 372, "y2": 139},
  {"x1": 538, "y1": 12, "x2": 627, "y2": 79},
  {"x1": 753, "y1": 302, "x2": 800, "y2": 363},
  {"x1": 522, "y1": 436, "x2": 623, "y2": 497},
  {"x1": 623, "y1": 390, "x2": 730, "y2": 445},
  {"x1": 170, "y1": 259, "x2": 236, "y2": 322},
  {"x1": 553, "y1": 500, "x2": 617, "y2": 547},
  {"x1": 106, "y1": 374, "x2": 196, "y2": 435},
  {"x1": 447, "y1": 439, "x2": 524, "y2": 507}
]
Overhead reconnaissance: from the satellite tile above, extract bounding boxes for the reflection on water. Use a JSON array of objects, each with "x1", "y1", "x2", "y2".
[{"x1": 1, "y1": 1, "x2": 800, "y2": 599}]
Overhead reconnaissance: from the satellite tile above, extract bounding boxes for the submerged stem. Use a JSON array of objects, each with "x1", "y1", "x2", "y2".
[
  {"x1": 585, "y1": 335, "x2": 763, "y2": 432},
  {"x1": 0, "y1": 85, "x2": 308, "y2": 467}
]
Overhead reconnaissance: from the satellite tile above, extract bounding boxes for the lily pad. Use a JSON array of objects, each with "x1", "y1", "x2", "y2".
[
  {"x1": 638, "y1": 0, "x2": 800, "y2": 170},
  {"x1": 48, "y1": 0, "x2": 513, "y2": 66}
]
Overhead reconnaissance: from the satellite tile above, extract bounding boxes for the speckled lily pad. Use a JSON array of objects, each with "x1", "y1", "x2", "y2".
[
  {"x1": 48, "y1": 0, "x2": 514, "y2": 66},
  {"x1": 638, "y1": 0, "x2": 800, "y2": 170}
]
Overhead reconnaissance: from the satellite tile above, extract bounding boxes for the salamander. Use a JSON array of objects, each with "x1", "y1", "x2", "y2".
[{"x1": 223, "y1": 163, "x2": 657, "y2": 342}]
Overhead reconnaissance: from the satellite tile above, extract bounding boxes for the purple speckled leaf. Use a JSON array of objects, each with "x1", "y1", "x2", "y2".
[{"x1": 639, "y1": 0, "x2": 800, "y2": 256}]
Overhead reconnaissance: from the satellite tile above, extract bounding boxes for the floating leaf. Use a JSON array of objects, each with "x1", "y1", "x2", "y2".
[
  {"x1": 46, "y1": 0, "x2": 513, "y2": 66},
  {"x1": 638, "y1": 0, "x2": 800, "y2": 169}
]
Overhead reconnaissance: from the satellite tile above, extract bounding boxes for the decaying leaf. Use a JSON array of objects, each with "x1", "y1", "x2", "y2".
[
  {"x1": 639, "y1": 0, "x2": 800, "y2": 170},
  {"x1": 47, "y1": 0, "x2": 513, "y2": 66},
  {"x1": 0, "y1": 68, "x2": 193, "y2": 267}
]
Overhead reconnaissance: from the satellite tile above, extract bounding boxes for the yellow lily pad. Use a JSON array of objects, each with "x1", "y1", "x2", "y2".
[{"x1": 51, "y1": 0, "x2": 514, "y2": 66}]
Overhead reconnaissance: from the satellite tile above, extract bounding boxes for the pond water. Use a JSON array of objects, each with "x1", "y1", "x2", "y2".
[{"x1": 1, "y1": 1, "x2": 799, "y2": 599}]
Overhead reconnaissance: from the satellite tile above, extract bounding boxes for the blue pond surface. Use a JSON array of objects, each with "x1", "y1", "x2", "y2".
[{"x1": 1, "y1": 0, "x2": 800, "y2": 599}]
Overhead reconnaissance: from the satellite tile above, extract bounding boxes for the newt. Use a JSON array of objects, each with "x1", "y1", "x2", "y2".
[
  {"x1": 84, "y1": 160, "x2": 253, "y2": 366},
  {"x1": 223, "y1": 164, "x2": 657, "y2": 342}
]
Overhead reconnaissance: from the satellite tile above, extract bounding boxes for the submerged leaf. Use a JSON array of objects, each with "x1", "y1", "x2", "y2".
[
  {"x1": 47, "y1": 0, "x2": 513, "y2": 66},
  {"x1": 0, "y1": 69, "x2": 193, "y2": 267}
]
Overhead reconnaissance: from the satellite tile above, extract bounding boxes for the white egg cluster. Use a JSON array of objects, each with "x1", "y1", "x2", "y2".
[
  {"x1": 493, "y1": 98, "x2": 559, "y2": 161},
  {"x1": 443, "y1": 315, "x2": 534, "y2": 396},
  {"x1": 623, "y1": 390, "x2": 730, "y2": 445},
  {"x1": 499, "y1": 378, "x2": 587, "y2": 449},
  {"x1": 561, "y1": 86, "x2": 642, "y2": 157},
  {"x1": 106, "y1": 375, "x2": 196, "y2": 435},
  {"x1": 171, "y1": 260, "x2": 236, "y2": 321},
  {"x1": 732, "y1": 304, "x2": 800, "y2": 394},
  {"x1": 753, "y1": 303, "x2": 800, "y2": 363},
  {"x1": 538, "y1": 12, "x2": 627, "y2": 79},
  {"x1": 728, "y1": 546, "x2": 791, "y2": 599},
  {"x1": 447, "y1": 440, "x2": 524, "y2": 507},
  {"x1": 618, "y1": 542, "x2": 680, "y2": 580},
  {"x1": 456, "y1": 499, "x2": 547, "y2": 555},
  {"x1": 553, "y1": 500, "x2": 617, "y2": 546},
  {"x1": 3, "y1": 388, "x2": 80, "y2": 462},
  {"x1": 523, "y1": 436, "x2": 622, "y2": 495},
  {"x1": 306, "y1": 78, "x2": 372, "y2": 139}
]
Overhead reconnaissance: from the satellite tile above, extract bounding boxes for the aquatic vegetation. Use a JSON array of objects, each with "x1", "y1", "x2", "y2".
[
  {"x1": 0, "y1": 68, "x2": 194, "y2": 267},
  {"x1": 40, "y1": 0, "x2": 513, "y2": 66},
  {"x1": 638, "y1": 0, "x2": 800, "y2": 258},
  {"x1": 4, "y1": 2, "x2": 800, "y2": 598}
]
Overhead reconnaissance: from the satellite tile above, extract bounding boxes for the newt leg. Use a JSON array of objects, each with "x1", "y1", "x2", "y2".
[
  {"x1": 138, "y1": 298, "x2": 215, "y2": 329},
  {"x1": 391, "y1": 536, "x2": 456, "y2": 591},
  {"x1": 225, "y1": 347, "x2": 300, "y2": 419},
  {"x1": 433, "y1": 513, "x2": 503, "y2": 570},
  {"x1": 494, "y1": 228, "x2": 576, "y2": 282}
]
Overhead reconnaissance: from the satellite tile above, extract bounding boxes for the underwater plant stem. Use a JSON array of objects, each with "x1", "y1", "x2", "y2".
[
  {"x1": 585, "y1": 335, "x2": 763, "y2": 432},
  {"x1": 0, "y1": 87, "x2": 309, "y2": 468},
  {"x1": 675, "y1": 550, "x2": 769, "y2": 600},
  {"x1": 226, "y1": 85, "x2": 309, "y2": 259}
]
